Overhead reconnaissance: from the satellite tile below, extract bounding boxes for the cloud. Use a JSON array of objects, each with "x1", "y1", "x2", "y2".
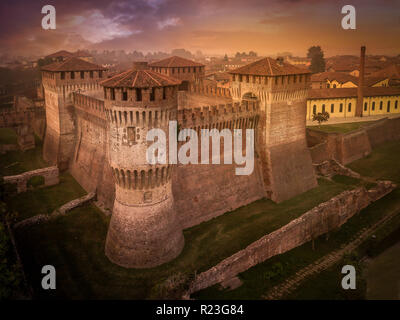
[
  {"x1": 62, "y1": 9, "x2": 139, "y2": 43},
  {"x1": 157, "y1": 17, "x2": 182, "y2": 30}
]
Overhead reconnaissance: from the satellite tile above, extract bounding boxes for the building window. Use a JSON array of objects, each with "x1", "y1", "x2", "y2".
[
  {"x1": 322, "y1": 104, "x2": 325, "y2": 113},
  {"x1": 331, "y1": 104, "x2": 334, "y2": 113},
  {"x1": 162, "y1": 87, "x2": 166, "y2": 100},
  {"x1": 340, "y1": 103, "x2": 343, "y2": 112},
  {"x1": 364, "y1": 102, "x2": 368, "y2": 111},
  {"x1": 61, "y1": 72, "x2": 65, "y2": 80},
  {"x1": 136, "y1": 88, "x2": 142, "y2": 101},
  {"x1": 127, "y1": 127, "x2": 136, "y2": 143},
  {"x1": 372, "y1": 102, "x2": 375, "y2": 111},
  {"x1": 395, "y1": 101, "x2": 398, "y2": 109},
  {"x1": 333, "y1": 84, "x2": 337, "y2": 88},
  {"x1": 80, "y1": 71, "x2": 84, "y2": 79},
  {"x1": 99, "y1": 71, "x2": 103, "y2": 78},
  {"x1": 380, "y1": 101, "x2": 383, "y2": 110},
  {"x1": 122, "y1": 91, "x2": 128, "y2": 101},
  {"x1": 70, "y1": 71, "x2": 75, "y2": 79},
  {"x1": 387, "y1": 101, "x2": 391, "y2": 112},
  {"x1": 327, "y1": 83, "x2": 330, "y2": 88},
  {"x1": 172, "y1": 68, "x2": 175, "y2": 74},
  {"x1": 150, "y1": 87, "x2": 155, "y2": 101},
  {"x1": 275, "y1": 77, "x2": 278, "y2": 85},
  {"x1": 90, "y1": 71, "x2": 93, "y2": 79},
  {"x1": 313, "y1": 105, "x2": 316, "y2": 115},
  {"x1": 110, "y1": 88, "x2": 115, "y2": 100}
]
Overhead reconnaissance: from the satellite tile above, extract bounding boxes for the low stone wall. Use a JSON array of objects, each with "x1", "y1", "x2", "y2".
[
  {"x1": 313, "y1": 159, "x2": 361, "y2": 178},
  {"x1": 339, "y1": 129, "x2": 372, "y2": 165},
  {"x1": 187, "y1": 181, "x2": 396, "y2": 295},
  {"x1": 14, "y1": 192, "x2": 96, "y2": 229},
  {"x1": 364, "y1": 117, "x2": 400, "y2": 148},
  {"x1": 3, "y1": 166, "x2": 59, "y2": 193}
]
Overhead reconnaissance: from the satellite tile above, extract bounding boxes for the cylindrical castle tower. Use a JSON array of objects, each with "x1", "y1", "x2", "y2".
[{"x1": 101, "y1": 62, "x2": 184, "y2": 268}]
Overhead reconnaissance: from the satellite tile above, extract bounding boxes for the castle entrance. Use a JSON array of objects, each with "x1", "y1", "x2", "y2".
[{"x1": 242, "y1": 92, "x2": 258, "y2": 102}]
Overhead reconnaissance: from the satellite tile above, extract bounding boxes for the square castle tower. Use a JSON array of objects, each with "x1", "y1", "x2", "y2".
[{"x1": 229, "y1": 57, "x2": 317, "y2": 202}]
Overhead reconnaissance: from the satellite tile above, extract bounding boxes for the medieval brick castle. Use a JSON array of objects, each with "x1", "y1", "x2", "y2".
[{"x1": 40, "y1": 55, "x2": 317, "y2": 268}]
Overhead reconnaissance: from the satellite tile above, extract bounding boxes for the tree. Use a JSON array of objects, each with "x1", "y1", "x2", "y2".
[
  {"x1": 312, "y1": 111, "x2": 330, "y2": 127},
  {"x1": 307, "y1": 46, "x2": 326, "y2": 73}
]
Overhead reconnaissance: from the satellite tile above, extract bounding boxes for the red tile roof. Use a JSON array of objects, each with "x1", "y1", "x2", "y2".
[
  {"x1": 41, "y1": 57, "x2": 105, "y2": 72},
  {"x1": 149, "y1": 56, "x2": 204, "y2": 68},
  {"x1": 370, "y1": 64, "x2": 400, "y2": 80},
  {"x1": 100, "y1": 68, "x2": 181, "y2": 88},
  {"x1": 309, "y1": 87, "x2": 400, "y2": 99},
  {"x1": 311, "y1": 72, "x2": 358, "y2": 84},
  {"x1": 229, "y1": 57, "x2": 310, "y2": 76}
]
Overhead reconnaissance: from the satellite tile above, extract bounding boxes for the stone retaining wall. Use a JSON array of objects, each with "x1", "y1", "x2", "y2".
[
  {"x1": 187, "y1": 181, "x2": 396, "y2": 295},
  {"x1": 14, "y1": 191, "x2": 96, "y2": 229},
  {"x1": 3, "y1": 166, "x2": 59, "y2": 193},
  {"x1": 313, "y1": 159, "x2": 361, "y2": 178}
]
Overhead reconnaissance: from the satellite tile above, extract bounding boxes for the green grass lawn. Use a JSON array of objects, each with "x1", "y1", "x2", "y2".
[
  {"x1": 0, "y1": 128, "x2": 18, "y2": 145},
  {"x1": 6, "y1": 173, "x2": 87, "y2": 222},
  {"x1": 0, "y1": 136, "x2": 47, "y2": 176},
  {"x1": 307, "y1": 121, "x2": 375, "y2": 134},
  {"x1": 13, "y1": 176, "x2": 355, "y2": 300},
  {"x1": 347, "y1": 140, "x2": 400, "y2": 183}
]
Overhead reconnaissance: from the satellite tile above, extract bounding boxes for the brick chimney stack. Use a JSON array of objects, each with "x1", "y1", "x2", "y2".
[{"x1": 356, "y1": 46, "x2": 366, "y2": 117}]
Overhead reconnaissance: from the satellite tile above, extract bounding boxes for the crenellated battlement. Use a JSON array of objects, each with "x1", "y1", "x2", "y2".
[
  {"x1": 177, "y1": 100, "x2": 260, "y2": 130},
  {"x1": 73, "y1": 92, "x2": 106, "y2": 120},
  {"x1": 189, "y1": 83, "x2": 232, "y2": 98}
]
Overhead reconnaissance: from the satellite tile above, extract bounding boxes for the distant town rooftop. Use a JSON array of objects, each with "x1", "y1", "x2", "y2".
[
  {"x1": 309, "y1": 87, "x2": 400, "y2": 99},
  {"x1": 41, "y1": 57, "x2": 105, "y2": 72},
  {"x1": 229, "y1": 57, "x2": 310, "y2": 76},
  {"x1": 149, "y1": 56, "x2": 204, "y2": 68}
]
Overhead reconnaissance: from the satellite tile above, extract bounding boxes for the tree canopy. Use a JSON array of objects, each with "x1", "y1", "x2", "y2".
[{"x1": 307, "y1": 46, "x2": 326, "y2": 73}]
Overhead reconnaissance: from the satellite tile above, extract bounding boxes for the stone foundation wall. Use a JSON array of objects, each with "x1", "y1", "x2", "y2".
[
  {"x1": 365, "y1": 117, "x2": 400, "y2": 148},
  {"x1": 69, "y1": 110, "x2": 115, "y2": 210},
  {"x1": 174, "y1": 157, "x2": 265, "y2": 229},
  {"x1": 339, "y1": 129, "x2": 372, "y2": 164},
  {"x1": 187, "y1": 181, "x2": 396, "y2": 295},
  {"x1": 307, "y1": 117, "x2": 400, "y2": 165},
  {"x1": 3, "y1": 166, "x2": 59, "y2": 193}
]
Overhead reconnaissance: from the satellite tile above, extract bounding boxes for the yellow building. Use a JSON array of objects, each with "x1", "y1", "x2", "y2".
[{"x1": 307, "y1": 87, "x2": 400, "y2": 120}]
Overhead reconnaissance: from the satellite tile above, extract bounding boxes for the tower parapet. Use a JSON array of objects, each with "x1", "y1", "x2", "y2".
[
  {"x1": 149, "y1": 56, "x2": 205, "y2": 90},
  {"x1": 41, "y1": 57, "x2": 107, "y2": 169},
  {"x1": 101, "y1": 62, "x2": 184, "y2": 268}
]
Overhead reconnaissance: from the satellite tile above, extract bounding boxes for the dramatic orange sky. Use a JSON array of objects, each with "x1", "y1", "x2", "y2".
[{"x1": 1, "y1": 0, "x2": 399, "y2": 57}]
